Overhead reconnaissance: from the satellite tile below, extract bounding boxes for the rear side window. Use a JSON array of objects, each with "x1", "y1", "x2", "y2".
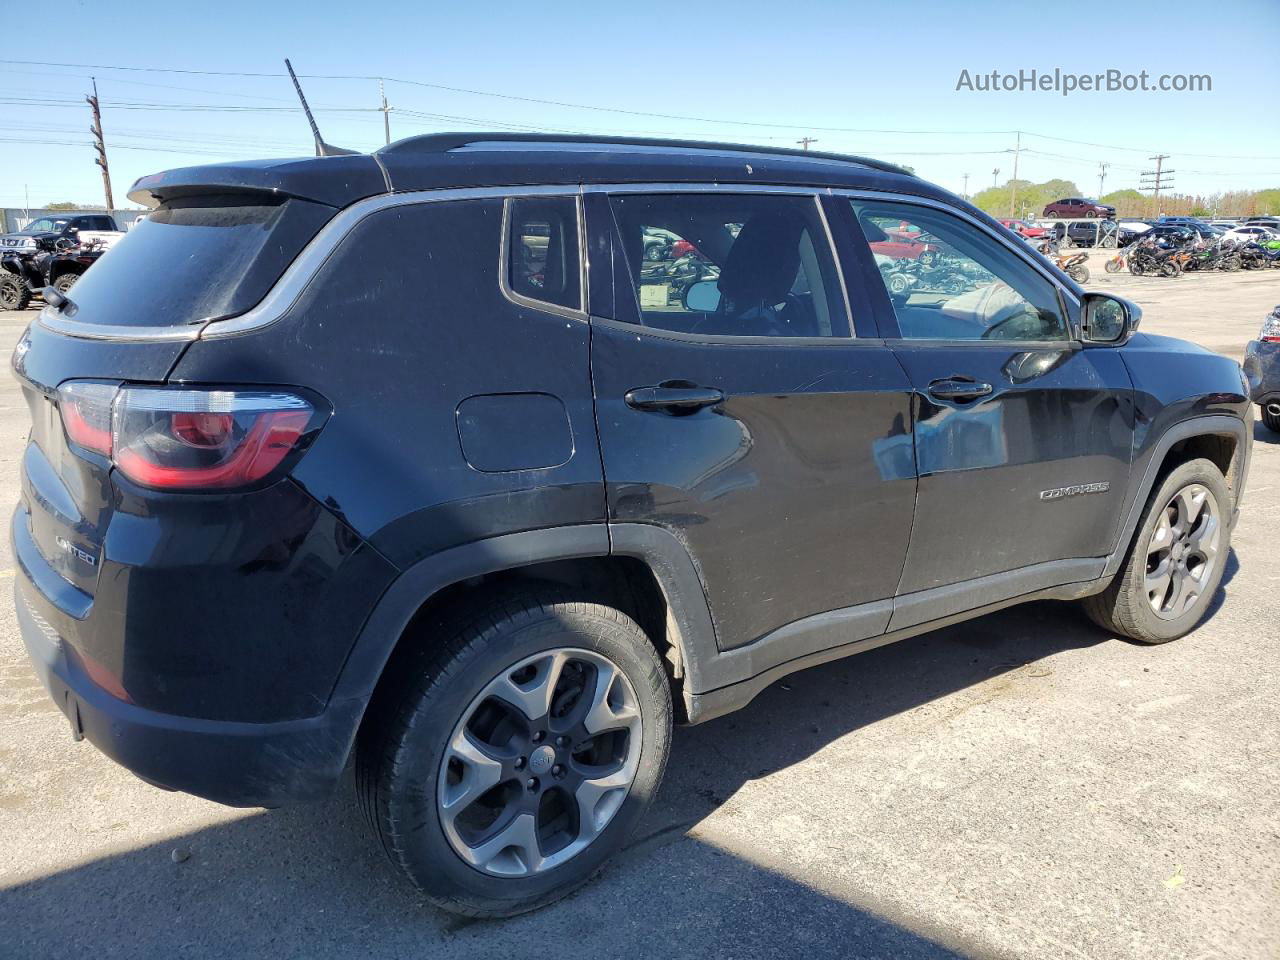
[
  {"x1": 504, "y1": 196, "x2": 582, "y2": 313},
  {"x1": 60, "y1": 195, "x2": 332, "y2": 327}
]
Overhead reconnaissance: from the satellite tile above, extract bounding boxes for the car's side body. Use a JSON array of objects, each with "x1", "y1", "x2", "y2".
[{"x1": 13, "y1": 137, "x2": 1252, "y2": 808}]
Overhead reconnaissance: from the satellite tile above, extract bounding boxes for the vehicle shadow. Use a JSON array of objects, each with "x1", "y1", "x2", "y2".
[
  {"x1": 1253, "y1": 419, "x2": 1279, "y2": 445},
  {"x1": 1, "y1": 598, "x2": 1138, "y2": 959}
]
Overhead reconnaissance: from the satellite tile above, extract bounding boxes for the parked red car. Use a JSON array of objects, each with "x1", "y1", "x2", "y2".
[
  {"x1": 1042, "y1": 197, "x2": 1116, "y2": 219},
  {"x1": 869, "y1": 221, "x2": 937, "y2": 259},
  {"x1": 999, "y1": 218, "x2": 1048, "y2": 238}
]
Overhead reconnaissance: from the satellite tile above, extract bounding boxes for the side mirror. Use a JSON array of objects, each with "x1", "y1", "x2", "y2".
[
  {"x1": 682, "y1": 279, "x2": 721, "y2": 312},
  {"x1": 1082, "y1": 292, "x2": 1140, "y2": 344}
]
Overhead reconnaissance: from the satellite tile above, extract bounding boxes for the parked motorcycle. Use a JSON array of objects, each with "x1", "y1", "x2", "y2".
[
  {"x1": 1127, "y1": 238, "x2": 1182, "y2": 277},
  {"x1": 1103, "y1": 249, "x2": 1128, "y2": 274},
  {"x1": 1239, "y1": 241, "x2": 1280, "y2": 270},
  {"x1": 1053, "y1": 251, "x2": 1090, "y2": 284}
]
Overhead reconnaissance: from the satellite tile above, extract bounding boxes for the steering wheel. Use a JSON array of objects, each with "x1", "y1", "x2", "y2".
[{"x1": 980, "y1": 309, "x2": 1039, "y2": 341}]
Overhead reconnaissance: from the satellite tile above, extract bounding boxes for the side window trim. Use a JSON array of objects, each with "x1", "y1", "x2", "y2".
[
  {"x1": 591, "y1": 187, "x2": 860, "y2": 344},
  {"x1": 498, "y1": 193, "x2": 588, "y2": 321}
]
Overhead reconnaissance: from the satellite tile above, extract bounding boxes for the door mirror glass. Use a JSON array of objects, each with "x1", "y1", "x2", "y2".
[
  {"x1": 682, "y1": 279, "x2": 721, "y2": 313},
  {"x1": 1082, "y1": 293, "x2": 1134, "y2": 343}
]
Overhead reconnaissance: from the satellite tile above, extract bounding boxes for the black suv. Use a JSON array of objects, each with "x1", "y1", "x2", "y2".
[{"x1": 13, "y1": 135, "x2": 1252, "y2": 917}]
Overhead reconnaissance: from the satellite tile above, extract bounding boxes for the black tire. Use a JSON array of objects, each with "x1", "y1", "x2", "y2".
[
  {"x1": 643, "y1": 242, "x2": 665, "y2": 262},
  {"x1": 1083, "y1": 458, "x2": 1230, "y2": 644},
  {"x1": 1129, "y1": 260, "x2": 1145, "y2": 276},
  {"x1": 1263, "y1": 406, "x2": 1280, "y2": 433},
  {"x1": 1161, "y1": 261, "x2": 1181, "y2": 278},
  {"x1": 1068, "y1": 265, "x2": 1090, "y2": 284},
  {"x1": 356, "y1": 589, "x2": 672, "y2": 918},
  {"x1": 1104, "y1": 257, "x2": 1124, "y2": 274},
  {"x1": 1086, "y1": 210, "x2": 1098, "y2": 218},
  {"x1": 0, "y1": 273, "x2": 31, "y2": 311},
  {"x1": 53, "y1": 272, "x2": 79, "y2": 294}
]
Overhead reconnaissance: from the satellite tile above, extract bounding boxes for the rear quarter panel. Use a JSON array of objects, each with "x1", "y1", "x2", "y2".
[{"x1": 169, "y1": 197, "x2": 606, "y2": 569}]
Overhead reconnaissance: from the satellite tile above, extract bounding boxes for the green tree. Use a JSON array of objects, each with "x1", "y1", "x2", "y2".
[
  {"x1": 44, "y1": 202, "x2": 80, "y2": 211},
  {"x1": 1253, "y1": 188, "x2": 1280, "y2": 215},
  {"x1": 971, "y1": 178, "x2": 1080, "y2": 219}
]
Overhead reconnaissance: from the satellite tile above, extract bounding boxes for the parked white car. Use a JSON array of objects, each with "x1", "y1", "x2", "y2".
[{"x1": 1222, "y1": 225, "x2": 1278, "y2": 244}]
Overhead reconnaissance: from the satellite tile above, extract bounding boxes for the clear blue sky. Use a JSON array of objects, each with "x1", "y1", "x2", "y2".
[{"x1": 2, "y1": 0, "x2": 1277, "y2": 209}]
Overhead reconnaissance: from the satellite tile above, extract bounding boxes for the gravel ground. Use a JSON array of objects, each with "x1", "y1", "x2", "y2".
[{"x1": 1, "y1": 269, "x2": 1277, "y2": 960}]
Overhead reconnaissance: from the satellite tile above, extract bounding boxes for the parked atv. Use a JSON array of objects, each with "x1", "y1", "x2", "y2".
[{"x1": 0, "y1": 237, "x2": 107, "y2": 310}]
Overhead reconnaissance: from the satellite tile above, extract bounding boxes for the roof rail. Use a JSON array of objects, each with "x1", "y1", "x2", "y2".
[{"x1": 376, "y1": 132, "x2": 915, "y2": 177}]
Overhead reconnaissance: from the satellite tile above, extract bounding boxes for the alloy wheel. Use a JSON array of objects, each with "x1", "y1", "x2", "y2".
[
  {"x1": 438, "y1": 648, "x2": 643, "y2": 877},
  {"x1": 1145, "y1": 483, "x2": 1221, "y2": 620}
]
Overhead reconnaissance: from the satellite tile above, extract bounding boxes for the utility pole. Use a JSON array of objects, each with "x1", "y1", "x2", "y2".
[
  {"x1": 962, "y1": 173, "x2": 970, "y2": 200},
  {"x1": 1008, "y1": 131, "x2": 1022, "y2": 217},
  {"x1": 1097, "y1": 161, "x2": 1110, "y2": 200},
  {"x1": 797, "y1": 137, "x2": 817, "y2": 151},
  {"x1": 87, "y1": 78, "x2": 114, "y2": 211},
  {"x1": 992, "y1": 167, "x2": 1000, "y2": 188},
  {"x1": 1139, "y1": 154, "x2": 1173, "y2": 217},
  {"x1": 379, "y1": 78, "x2": 391, "y2": 146}
]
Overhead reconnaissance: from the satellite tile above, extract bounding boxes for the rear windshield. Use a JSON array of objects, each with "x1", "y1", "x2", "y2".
[{"x1": 61, "y1": 195, "x2": 332, "y2": 327}]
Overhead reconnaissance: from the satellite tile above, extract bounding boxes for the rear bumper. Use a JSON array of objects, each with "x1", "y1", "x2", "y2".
[{"x1": 16, "y1": 584, "x2": 363, "y2": 808}]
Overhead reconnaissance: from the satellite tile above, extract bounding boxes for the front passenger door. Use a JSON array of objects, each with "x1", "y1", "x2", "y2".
[{"x1": 847, "y1": 197, "x2": 1135, "y2": 607}]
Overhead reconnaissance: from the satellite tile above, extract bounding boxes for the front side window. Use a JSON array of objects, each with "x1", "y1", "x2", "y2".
[
  {"x1": 855, "y1": 199, "x2": 1068, "y2": 342},
  {"x1": 609, "y1": 193, "x2": 847, "y2": 338},
  {"x1": 505, "y1": 196, "x2": 581, "y2": 312}
]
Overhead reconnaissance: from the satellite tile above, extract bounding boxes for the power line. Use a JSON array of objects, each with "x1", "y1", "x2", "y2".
[{"x1": 6, "y1": 57, "x2": 1280, "y2": 162}]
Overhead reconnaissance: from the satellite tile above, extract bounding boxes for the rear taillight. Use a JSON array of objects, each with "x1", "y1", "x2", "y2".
[
  {"x1": 1260, "y1": 312, "x2": 1280, "y2": 343},
  {"x1": 56, "y1": 383, "x2": 321, "y2": 490},
  {"x1": 57, "y1": 381, "x2": 116, "y2": 456}
]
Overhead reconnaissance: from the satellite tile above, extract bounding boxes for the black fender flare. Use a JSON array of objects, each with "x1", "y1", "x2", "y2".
[
  {"x1": 328, "y1": 522, "x2": 723, "y2": 711},
  {"x1": 1102, "y1": 414, "x2": 1250, "y2": 579}
]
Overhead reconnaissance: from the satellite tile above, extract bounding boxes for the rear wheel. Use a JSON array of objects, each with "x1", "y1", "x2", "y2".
[
  {"x1": 0, "y1": 273, "x2": 31, "y2": 311},
  {"x1": 1161, "y1": 261, "x2": 1181, "y2": 277},
  {"x1": 1263, "y1": 406, "x2": 1280, "y2": 433},
  {"x1": 356, "y1": 590, "x2": 672, "y2": 917},
  {"x1": 53, "y1": 272, "x2": 79, "y2": 294},
  {"x1": 1068, "y1": 264, "x2": 1090, "y2": 283},
  {"x1": 1083, "y1": 459, "x2": 1230, "y2": 644},
  {"x1": 1104, "y1": 257, "x2": 1124, "y2": 274},
  {"x1": 1086, "y1": 210, "x2": 1098, "y2": 218}
]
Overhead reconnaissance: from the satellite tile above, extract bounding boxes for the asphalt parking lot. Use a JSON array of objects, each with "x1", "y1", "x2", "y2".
[{"x1": 1, "y1": 270, "x2": 1277, "y2": 960}]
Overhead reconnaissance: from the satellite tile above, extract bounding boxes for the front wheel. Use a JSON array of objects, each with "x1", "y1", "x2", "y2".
[
  {"x1": 53, "y1": 272, "x2": 79, "y2": 294},
  {"x1": 1083, "y1": 458, "x2": 1230, "y2": 643},
  {"x1": 356, "y1": 591, "x2": 672, "y2": 917},
  {"x1": 1161, "y1": 261, "x2": 1181, "y2": 277}
]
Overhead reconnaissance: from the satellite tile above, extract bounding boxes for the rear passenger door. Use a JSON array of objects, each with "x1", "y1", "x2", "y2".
[
  {"x1": 587, "y1": 188, "x2": 917, "y2": 652},
  {"x1": 843, "y1": 195, "x2": 1135, "y2": 612}
]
